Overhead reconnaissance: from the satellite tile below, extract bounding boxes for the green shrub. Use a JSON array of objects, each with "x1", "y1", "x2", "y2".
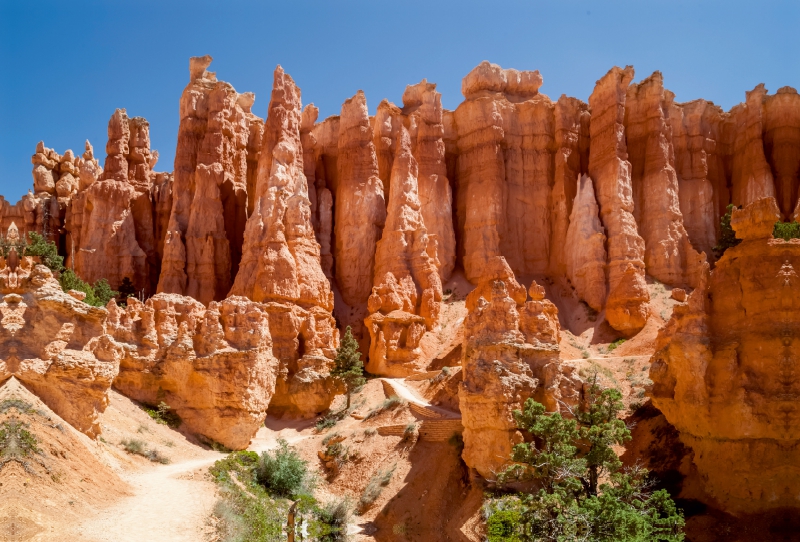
[
  {"x1": 713, "y1": 204, "x2": 741, "y2": 258},
  {"x1": 23, "y1": 232, "x2": 63, "y2": 272},
  {"x1": 59, "y1": 269, "x2": 119, "y2": 307},
  {"x1": 256, "y1": 439, "x2": 312, "y2": 498},
  {"x1": 487, "y1": 383, "x2": 685, "y2": 541},
  {"x1": 0, "y1": 420, "x2": 41, "y2": 458},
  {"x1": 358, "y1": 465, "x2": 395, "y2": 513},
  {"x1": 145, "y1": 401, "x2": 182, "y2": 428},
  {"x1": 607, "y1": 338, "x2": 626, "y2": 353},
  {"x1": 120, "y1": 438, "x2": 147, "y2": 456},
  {"x1": 145, "y1": 448, "x2": 171, "y2": 464},
  {"x1": 313, "y1": 498, "x2": 351, "y2": 541},
  {"x1": 773, "y1": 221, "x2": 800, "y2": 241},
  {"x1": 364, "y1": 396, "x2": 406, "y2": 419}
]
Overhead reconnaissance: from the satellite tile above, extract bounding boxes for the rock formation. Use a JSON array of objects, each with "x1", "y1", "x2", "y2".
[
  {"x1": 0, "y1": 246, "x2": 120, "y2": 438},
  {"x1": 588, "y1": 66, "x2": 650, "y2": 333},
  {"x1": 625, "y1": 72, "x2": 706, "y2": 287},
  {"x1": 157, "y1": 55, "x2": 262, "y2": 304},
  {"x1": 728, "y1": 84, "x2": 775, "y2": 208},
  {"x1": 364, "y1": 127, "x2": 443, "y2": 375},
  {"x1": 230, "y1": 65, "x2": 339, "y2": 417},
  {"x1": 334, "y1": 91, "x2": 387, "y2": 308},
  {"x1": 459, "y1": 279, "x2": 580, "y2": 479},
  {"x1": 107, "y1": 294, "x2": 277, "y2": 449},
  {"x1": 565, "y1": 175, "x2": 607, "y2": 311},
  {"x1": 650, "y1": 197, "x2": 800, "y2": 513},
  {"x1": 764, "y1": 87, "x2": 800, "y2": 218},
  {"x1": 669, "y1": 99, "x2": 726, "y2": 259},
  {"x1": 453, "y1": 61, "x2": 561, "y2": 283}
]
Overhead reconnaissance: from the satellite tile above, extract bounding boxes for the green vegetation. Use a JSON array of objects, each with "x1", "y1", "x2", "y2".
[
  {"x1": 713, "y1": 204, "x2": 741, "y2": 258},
  {"x1": 357, "y1": 464, "x2": 396, "y2": 513},
  {"x1": 210, "y1": 448, "x2": 349, "y2": 542},
  {"x1": 773, "y1": 221, "x2": 800, "y2": 241},
  {"x1": 22, "y1": 232, "x2": 64, "y2": 272},
  {"x1": 364, "y1": 395, "x2": 406, "y2": 420},
  {"x1": 59, "y1": 269, "x2": 119, "y2": 307},
  {"x1": 607, "y1": 338, "x2": 626, "y2": 353},
  {"x1": 120, "y1": 438, "x2": 170, "y2": 464},
  {"x1": 145, "y1": 401, "x2": 182, "y2": 428},
  {"x1": 484, "y1": 383, "x2": 684, "y2": 541},
  {"x1": 330, "y1": 326, "x2": 366, "y2": 409},
  {"x1": 0, "y1": 420, "x2": 41, "y2": 458},
  {"x1": 118, "y1": 276, "x2": 137, "y2": 302},
  {"x1": 256, "y1": 438, "x2": 314, "y2": 498}
]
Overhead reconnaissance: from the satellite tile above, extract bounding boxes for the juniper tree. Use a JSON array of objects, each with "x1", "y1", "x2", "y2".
[{"x1": 331, "y1": 326, "x2": 366, "y2": 409}]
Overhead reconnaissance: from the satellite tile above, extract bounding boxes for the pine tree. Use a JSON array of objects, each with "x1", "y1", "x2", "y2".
[
  {"x1": 118, "y1": 276, "x2": 137, "y2": 302},
  {"x1": 330, "y1": 326, "x2": 366, "y2": 409}
]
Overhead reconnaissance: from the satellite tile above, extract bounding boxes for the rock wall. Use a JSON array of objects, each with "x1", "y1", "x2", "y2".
[
  {"x1": 107, "y1": 294, "x2": 277, "y2": 449},
  {"x1": 650, "y1": 197, "x2": 800, "y2": 514}
]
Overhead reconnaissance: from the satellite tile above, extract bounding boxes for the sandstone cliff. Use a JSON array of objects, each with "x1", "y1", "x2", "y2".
[{"x1": 650, "y1": 197, "x2": 800, "y2": 513}]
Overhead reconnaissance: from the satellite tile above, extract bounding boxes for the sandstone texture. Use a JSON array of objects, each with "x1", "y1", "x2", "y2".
[
  {"x1": 0, "y1": 249, "x2": 119, "y2": 438},
  {"x1": 107, "y1": 294, "x2": 278, "y2": 449},
  {"x1": 364, "y1": 127, "x2": 443, "y2": 375},
  {"x1": 650, "y1": 197, "x2": 800, "y2": 513},
  {"x1": 588, "y1": 66, "x2": 650, "y2": 333},
  {"x1": 459, "y1": 280, "x2": 580, "y2": 479},
  {"x1": 230, "y1": 65, "x2": 340, "y2": 418},
  {"x1": 158, "y1": 56, "x2": 262, "y2": 304}
]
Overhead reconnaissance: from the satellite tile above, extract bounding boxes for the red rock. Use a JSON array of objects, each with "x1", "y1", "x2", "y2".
[
  {"x1": 764, "y1": 87, "x2": 800, "y2": 217},
  {"x1": 565, "y1": 175, "x2": 607, "y2": 311},
  {"x1": 588, "y1": 66, "x2": 650, "y2": 333}
]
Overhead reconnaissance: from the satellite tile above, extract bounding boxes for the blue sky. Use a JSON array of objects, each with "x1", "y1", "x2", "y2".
[{"x1": 1, "y1": 1, "x2": 798, "y2": 202}]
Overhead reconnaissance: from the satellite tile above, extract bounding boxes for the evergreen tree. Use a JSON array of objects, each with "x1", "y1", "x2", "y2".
[
  {"x1": 23, "y1": 232, "x2": 63, "y2": 272},
  {"x1": 486, "y1": 383, "x2": 685, "y2": 541},
  {"x1": 713, "y1": 204, "x2": 741, "y2": 258},
  {"x1": 118, "y1": 276, "x2": 137, "y2": 302},
  {"x1": 330, "y1": 326, "x2": 366, "y2": 409}
]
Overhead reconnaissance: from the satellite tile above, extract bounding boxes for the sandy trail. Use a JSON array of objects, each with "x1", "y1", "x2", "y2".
[
  {"x1": 382, "y1": 378, "x2": 461, "y2": 419},
  {"x1": 76, "y1": 422, "x2": 313, "y2": 542},
  {"x1": 76, "y1": 454, "x2": 220, "y2": 542}
]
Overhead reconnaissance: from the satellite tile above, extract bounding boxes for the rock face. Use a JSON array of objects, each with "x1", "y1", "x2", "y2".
[
  {"x1": 650, "y1": 197, "x2": 800, "y2": 514},
  {"x1": 728, "y1": 84, "x2": 775, "y2": 208},
  {"x1": 625, "y1": 72, "x2": 706, "y2": 288},
  {"x1": 334, "y1": 91, "x2": 387, "y2": 308},
  {"x1": 69, "y1": 109, "x2": 167, "y2": 295},
  {"x1": 764, "y1": 87, "x2": 800, "y2": 218},
  {"x1": 364, "y1": 127, "x2": 443, "y2": 375},
  {"x1": 669, "y1": 99, "x2": 726, "y2": 260},
  {"x1": 452, "y1": 61, "x2": 566, "y2": 284},
  {"x1": 230, "y1": 66, "x2": 340, "y2": 417},
  {"x1": 459, "y1": 279, "x2": 580, "y2": 479},
  {"x1": 588, "y1": 66, "x2": 650, "y2": 333},
  {"x1": 107, "y1": 294, "x2": 277, "y2": 449},
  {"x1": 0, "y1": 250, "x2": 120, "y2": 438},
  {"x1": 157, "y1": 55, "x2": 262, "y2": 304},
  {"x1": 565, "y1": 175, "x2": 607, "y2": 311}
]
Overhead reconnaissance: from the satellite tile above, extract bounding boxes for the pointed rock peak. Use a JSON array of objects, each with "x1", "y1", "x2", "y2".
[
  {"x1": 301, "y1": 104, "x2": 319, "y2": 129},
  {"x1": 746, "y1": 83, "x2": 768, "y2": 103},
  {"x1": 237, "y1": 92, "x2": 255, "y2": 113},
  {"x1": 402, "y1": 79, "x2": 437, "y2": 108},
  {"x1": 189, "y1": 55, "x2": 213, "y2": 81},
  {"x1": 595, "y1": 65, "x2": 635, "y2": 89}
]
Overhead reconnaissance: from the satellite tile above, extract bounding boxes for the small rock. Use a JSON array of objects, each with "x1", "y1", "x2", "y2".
[
  {"x1": 68, "y1": 289, "x2": 87, "y2": 301},
  {"x1": 671, "y1": 288, "x2": 687, "y2": 302}
]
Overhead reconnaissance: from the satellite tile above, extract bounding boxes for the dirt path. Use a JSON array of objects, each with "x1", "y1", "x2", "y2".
[
  {"x1": 76, "y1": 454, "x2": 220, "y2": 542},
  {"x1": 382, "y1": 378, "x2": 461, "y2": 419}
]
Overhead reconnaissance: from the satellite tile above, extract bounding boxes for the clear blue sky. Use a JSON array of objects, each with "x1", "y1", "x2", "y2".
[{"x1": 1, "y1": 1, "x2": 798, "y2": 202}]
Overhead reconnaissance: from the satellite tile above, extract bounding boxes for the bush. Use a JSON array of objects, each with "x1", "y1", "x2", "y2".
[
  {"x1": 0, "y1": 420, "x2": 41, "y2": 458},
  {"x1": 713, "y1": 204, "x2": 741, "y2": 258},
  {"x1": 313, "y1": 498, "x2": 352, "y2": 541},
  {"x1": 23, "y1": 232, "x2": 63, "y2": 272},
  {"x1": 331, "y1": 326, "x2": 366, "y2": 409},
  {"x1": 607, "y1": 338, "x2": 626, "y2": 353},
  {"x1": 59, "y1": 269, "x2": 119, "y2": 307},
  {"x1": 364, "y1": 396, "x2": 406, "y2": 419},
  {"x1": 774, "y1": 221, "x2": 800, "y2": 241},
  {"x1": 145, "y1": 401, "x2": 182, "y2": 428},
  {"x1": 121, "y1": 438, "x2": 170, "y2": 464},
  {"x1": 256, "y1": 439, "x2": 312, "y2": 498},
  {"x1": 488, "y1": 384, "x2": 685, "y2": 541},
  {"x1": 145, "y1": 448, "x2": 171, "y2": 464},
  {"x1": 358, "y1": 465, "x2": 395, "y2": 513}
]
